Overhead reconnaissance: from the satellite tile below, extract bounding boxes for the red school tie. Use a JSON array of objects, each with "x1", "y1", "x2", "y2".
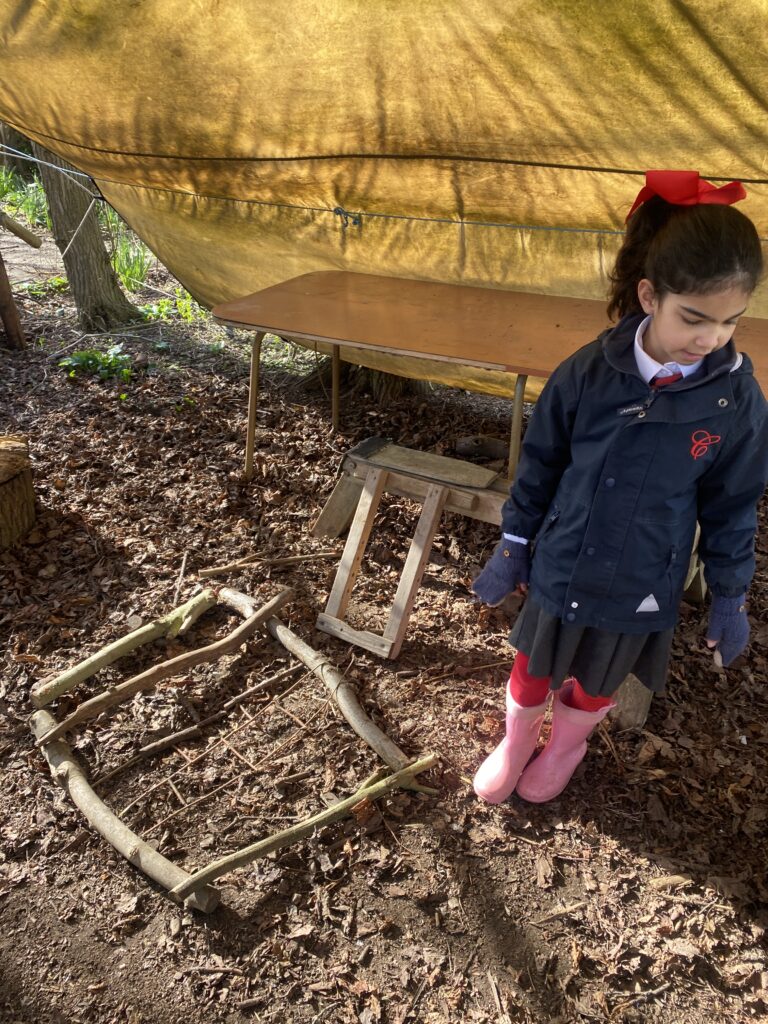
[{"x1": 651, "y1": 371, "x2": 683, "y2": 388}]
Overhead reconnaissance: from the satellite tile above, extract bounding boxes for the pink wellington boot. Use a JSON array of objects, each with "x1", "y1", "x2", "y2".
[
  {"x1": 515, "y1": 682, "x2": 615, "y2": 803},
  {"x1": 473, "y1": 686, "x2": 548, "y2": 804}
]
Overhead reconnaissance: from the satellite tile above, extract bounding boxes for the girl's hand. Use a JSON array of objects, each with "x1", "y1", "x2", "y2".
[
  {"x1": 472, "y1": 539, "x2": 530, "y2": 606},
  {"x1": 706, "y1": 594, "x2": 749, "y2": 667}
]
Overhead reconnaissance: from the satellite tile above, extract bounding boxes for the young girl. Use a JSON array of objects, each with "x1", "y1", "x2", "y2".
[{"x1": 472, "y1": 169, "x2": 768, "y2": 805}]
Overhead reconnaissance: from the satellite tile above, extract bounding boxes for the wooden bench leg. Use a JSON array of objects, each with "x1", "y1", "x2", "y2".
[
  {"x1": 310, "y1": 472, "x2": 364, "y2": 539},
  {"x1": 324, "y1": 467, "x2": 388, "y2": 620},
  {"x1": 383, "y1": 484, "x2": 448, "y2": 658},
  {"x1": 244, "y1": 331, "x2": 265, "y2": 481}
]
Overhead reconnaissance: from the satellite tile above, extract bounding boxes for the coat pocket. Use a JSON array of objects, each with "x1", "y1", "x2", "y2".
[
  {"x1": 534, "y1": 508, "x2": 561, "y2": 545},
  {"x1": 666, "y1": 546, "x2": 678, "y2": 605}
]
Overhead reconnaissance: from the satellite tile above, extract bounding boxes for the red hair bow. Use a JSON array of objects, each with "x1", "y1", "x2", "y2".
[{"x1": 627, "y1": 170, "x2": 747, "y2": 220}]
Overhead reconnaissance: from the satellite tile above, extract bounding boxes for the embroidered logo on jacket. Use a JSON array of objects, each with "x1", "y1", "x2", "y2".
[{"x1": 690, "y1": 429, "x2": 721, "y2": 459}]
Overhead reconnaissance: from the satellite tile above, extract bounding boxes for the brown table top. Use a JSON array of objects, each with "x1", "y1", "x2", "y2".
[{"x1": 213, "y1": 270, "x2": 768, "y2": 386}]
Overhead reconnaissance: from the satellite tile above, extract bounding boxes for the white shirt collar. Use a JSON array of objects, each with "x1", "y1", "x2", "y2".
[{"x1": 634, "y1": 315, "x2": 703, "y2": 382}]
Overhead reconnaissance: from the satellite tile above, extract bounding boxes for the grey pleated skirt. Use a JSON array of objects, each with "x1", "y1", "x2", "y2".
[{"x1": 509, "y1": 597, "x2": 674, "y2": 696}]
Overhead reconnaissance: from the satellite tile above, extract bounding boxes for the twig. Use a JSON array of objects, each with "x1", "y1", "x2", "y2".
[
  {"x1": 458, "y1": 939, "x2": 482, "y2": 977},
  {"x1": 610, "y1": 982, "x2": 671, "y2": 1016},
  {"x1": 274, "y1": 768, "x2": 314, "y2": 786},
  {"x1": 167, "y1": 779, "x2": 187, "y2": 806},
  {"x1": 403, "y1": 977, "x2": 429, "y2": 1021},
  {"x1": 487, "y1": 970, "x2": 503, "y2": 1013},
  {"x1": 422, "y1": 659, "x2": 511, "y2": 685},
  {"x1": 509, "y1": 832, "x2": 546, "y2": 847},
  {"x1": 183, "y1": 966, "x2": 244, "y2": 977},
  {"x1": 172, "y1": 553, "x2": 188, "y2": 606},
  {"x1": 530, "y1": 901, "x2": 586, "y2": 926},
  {"x1": 597, "y1": 720, "x2": 624, "y2": 772},
  {"x1": 199, "y1": 549, "x2": 339, "y2": 579}
]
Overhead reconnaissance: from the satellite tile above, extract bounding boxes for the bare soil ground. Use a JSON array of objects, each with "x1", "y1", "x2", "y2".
[{"x1": 1, "y1": 265, "x2": 767, "y2": 1024}]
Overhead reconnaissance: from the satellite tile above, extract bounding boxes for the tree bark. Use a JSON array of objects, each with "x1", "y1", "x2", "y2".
[
  {"x1": 31, "y1": 143, "x2": 139, "y2": 330},
  {"x1": 0, "y1": 436, "x2": 35, "y2": 547},
  {"x1": 0, "y1": 122, "x2": 31, "y2": 177},
  {"x1": 0, "y1": 250, "x2": 25, "y2": 350}
]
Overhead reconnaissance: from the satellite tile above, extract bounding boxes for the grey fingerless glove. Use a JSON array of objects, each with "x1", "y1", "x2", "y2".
[
  {"x1": 706, "y1": 593, "x2": 749, "y2": 667},
  {"x1": 472, "y1": 539, "x2": 530, "y2": 607}
]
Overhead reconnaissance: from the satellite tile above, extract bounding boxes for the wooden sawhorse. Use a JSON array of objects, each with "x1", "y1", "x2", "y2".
[
  {"x1": 312, "y1": 438, "x2": 710, "y2": 728},
  {"x1": 312, "y1": 438, "x2": 506, "y2": 659}
]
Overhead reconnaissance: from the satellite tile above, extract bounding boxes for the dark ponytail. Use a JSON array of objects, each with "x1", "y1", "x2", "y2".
[{"x1": 607, "y1": 197, "x2": 763, "y2": 320}]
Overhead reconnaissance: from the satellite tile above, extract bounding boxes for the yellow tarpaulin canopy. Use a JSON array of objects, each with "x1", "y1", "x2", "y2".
[{"x1": 1, "y1": 1, "x2": 767, "y2": 398}]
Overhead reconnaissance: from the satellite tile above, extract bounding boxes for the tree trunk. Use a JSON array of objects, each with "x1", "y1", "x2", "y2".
[
  {"x1": 351, "y1": 366, "x2": 430, "y2": 402},
  {"x1": 31, "y1": 143, "x2": 139, "y2": 331},
  {"x1": 0, "y1": 122, "x2": 31, "y2": 177},
  {"x1": 0, "y1": 249, "x2": 26, "y2": 350}
]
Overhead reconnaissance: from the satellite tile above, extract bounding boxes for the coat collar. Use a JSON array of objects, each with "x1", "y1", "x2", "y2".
[{"x1": 600, "y1": 314, "x2": 751, "y2": 387}]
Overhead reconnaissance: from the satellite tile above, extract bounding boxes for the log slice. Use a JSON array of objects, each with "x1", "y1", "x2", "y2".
[{"x1": 0, "y1": 435, "x2": 35, "y2": 549}]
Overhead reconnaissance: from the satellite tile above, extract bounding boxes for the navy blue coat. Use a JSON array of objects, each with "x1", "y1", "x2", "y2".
[{"x1": 501, "y1": 315, "x2": 768, "y2": 634}]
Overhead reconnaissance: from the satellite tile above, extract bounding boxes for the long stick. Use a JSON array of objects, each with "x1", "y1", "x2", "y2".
[
  {"x1": 219, "y1": 588, "x2": 410, "y2": 771},
  {"x1": 170, "y1": 753, "x2": 437, "y2": 900},
  {"x1": 31, "y1": 589, "x2": 218, "y2": 708},
  {"x1": 199, "y1": 550, "x2": 339, "y2": 579},
  {"x1": 32, "y1": 709, "x2": 220, "y2": 913},
  {"x1": 36, "y1": 589, "x2": 294, "y2": 746}
]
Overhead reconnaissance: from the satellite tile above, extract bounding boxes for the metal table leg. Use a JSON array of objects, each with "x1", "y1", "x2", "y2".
[
  {"x1": 331, "y1": 344, "x2": 341, "y2": 430},
  {"x1": 508, "y1": 373, "x2": 528, "y2": 481}
]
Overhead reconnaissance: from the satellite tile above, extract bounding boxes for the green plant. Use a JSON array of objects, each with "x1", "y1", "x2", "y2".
[
  {"x1": 139, "y1": 299, "x2": 175, "y2": 322},
  {"x1": 59, "y1": 344, "x2": 133, "y2": 382},
  {"x1": 1, "y1": 169, "x2": 50, "y2": 229},
  {"x1": 173, "y1": 287, "x2": 206, "y2": 322},
  {"x1": 138, "y1": 288, "x2": 206, "y2": 323},
  {"x1": 18, "y1": 276, "x2": 69, "y2": 298},
  {"x1": 99, "y1": 205, "x2": 154, "y2": 291},
  {"x1": 110, "y1": 232, "x2": 153, "y2": 292},
  {"x1": 0, "y1": 166, "x2": 19, "y2": 202}
]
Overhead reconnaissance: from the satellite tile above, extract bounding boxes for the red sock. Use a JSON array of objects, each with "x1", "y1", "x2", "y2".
[
  {"x1": 564, "y1": 678, "x2": 614, "y2": 712},
  {"x1": 508, "y1": 652, "x2": 551, "y2": 707}
]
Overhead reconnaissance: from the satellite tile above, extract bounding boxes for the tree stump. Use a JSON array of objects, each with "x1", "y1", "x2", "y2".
[{"x1": 0, "y1": 435, "x2": 35, "y2": 549}]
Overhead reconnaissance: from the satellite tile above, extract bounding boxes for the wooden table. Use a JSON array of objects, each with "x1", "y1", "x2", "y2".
[{"x1": 213, "y1": 270, "x2": 768, "y2": 480}]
